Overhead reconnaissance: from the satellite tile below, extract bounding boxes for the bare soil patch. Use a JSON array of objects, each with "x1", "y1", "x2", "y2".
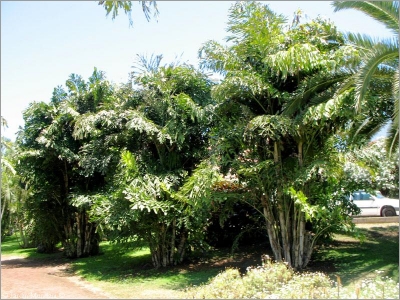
[{"x1": 1, "y1": 253, "x2": 111, "y2": 299}]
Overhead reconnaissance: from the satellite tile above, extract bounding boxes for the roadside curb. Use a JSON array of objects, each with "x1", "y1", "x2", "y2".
[{"x1": 352, "y1": 216, "x2": 399, "y2": 224}]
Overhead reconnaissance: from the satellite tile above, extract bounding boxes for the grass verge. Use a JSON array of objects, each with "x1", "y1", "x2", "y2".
[
  {"x1": 311, "y1": 223, "x2": 399, "y2": 286},
  {"x1": 1, "y1": 223, "x2": 398, "y2": 298},
  {"x1": 1, "y1": 234, "x2": 62, "y2": 260},
  {"x1": 68, "y1": 242, "x2": 236, "y2": 298}
]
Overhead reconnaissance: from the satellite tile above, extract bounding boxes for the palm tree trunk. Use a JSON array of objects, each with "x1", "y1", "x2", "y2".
[
  {"x1": 273, "y1": 140, "x2": 290, "y2": 263},
  {"x1": 176, "y1": 228, "x2": 187, "y2": 264},
  {"x1": 76, "y1": 212, "x2": 82, "y2": 258},
  {"x1": 278, "y1": 207, "x2": 291, "y2": 266},
  {"x1": 261, "y1": 194, "x2": 282, "y2": 261},
  {"x1": 1, "y1": 195, "x2": 7, "y2": 221},
  {"x1": 298, "y1": 213, "x2": 305, "y2": 267},
  {"x1": 294, "y1": 139, "x2": 310, "y2": 269},
  {"x1": 170, "y1": 219, "x2": 176, "y2": 264}
]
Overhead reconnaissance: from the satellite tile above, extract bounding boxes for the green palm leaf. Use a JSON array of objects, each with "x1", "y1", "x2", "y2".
[
  {"x1": 283, "y1": 72, "x2": 351, "y2": 117},
  {"x1": 387, "y1": 69, "x2": 399, "y2": 154},
  {"x1": 353, "y1": 42, "x2": 398, "y2": 112},
  {"x1": 332, "y1": 1, "x2": 399, "y2": 35}
]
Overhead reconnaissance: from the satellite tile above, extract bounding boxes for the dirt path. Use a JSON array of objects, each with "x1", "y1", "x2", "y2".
[{"x1": 1, "y1": 255, "x2": 111, "y2": 299}]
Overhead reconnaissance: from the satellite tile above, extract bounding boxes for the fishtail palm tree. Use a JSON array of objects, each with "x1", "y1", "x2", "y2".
[{"x1": 199, "y1": 1, "x2": 359, "y2": 269}]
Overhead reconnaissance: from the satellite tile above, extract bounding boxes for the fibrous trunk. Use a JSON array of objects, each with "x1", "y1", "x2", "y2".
[
  {"x1": 262, "y1": 140, "x2": 315, "y2": 269},
  {"x1": 63, "y1": 210, "x2": 99, "y2": 258},
  {"x1": 148, "y1": 221, "x2": 187, "y2": 268}
]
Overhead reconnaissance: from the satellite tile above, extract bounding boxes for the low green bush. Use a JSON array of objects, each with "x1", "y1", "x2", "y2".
[
  {"x1": 185, "y1": 261, "x2": 294, "y2": 298},
  {"x1": 185, "y1": 262, "x2": 399, "y2": 299}
]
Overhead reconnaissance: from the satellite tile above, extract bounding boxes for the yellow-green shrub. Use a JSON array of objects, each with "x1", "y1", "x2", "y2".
[{"x1": 185, "y1": 263, "x2": 399, "y2": 299}]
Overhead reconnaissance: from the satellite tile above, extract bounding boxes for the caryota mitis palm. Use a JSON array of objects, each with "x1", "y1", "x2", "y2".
[{"x1": 199, "y1": 1, "x2": 359, "y2": 269}]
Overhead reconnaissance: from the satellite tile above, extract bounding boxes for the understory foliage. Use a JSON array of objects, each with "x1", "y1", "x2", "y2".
[
  {"x1": 342, "y1": 138, "x2": 399, "y2": 197},
  {"x1": 185, "y1": 261, "x2": 399, "y2": 299}
]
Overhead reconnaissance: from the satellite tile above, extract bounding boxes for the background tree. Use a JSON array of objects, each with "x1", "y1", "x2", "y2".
[
  {"x1": 15, "y1": 69, "x2": 116, "y2": 257},
  {"x1": 1, "y1": 118, "x2": 36, "y2": 247},
  {"x1": 342, "y1": 138, "x2": 399, "y2": 198},
  {"x1": 73, "y1": 57, "x2": 218, "y2": 267},
  {"x1": 332, "y1": 1, "x2": 399, "y2": 153},
  {"x1": 1, "y1": 117, "x2": 17, "y2": 237},
  {"x1": 98, "y1": 1, "x2": 158, "y2": 26}
]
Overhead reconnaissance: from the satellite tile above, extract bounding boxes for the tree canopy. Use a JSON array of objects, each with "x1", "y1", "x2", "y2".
[
  {"x1": 198, "y1": 1, "x2": 361, "y2": 268},
  {"x1": 6, "y1": 1, "x2": 398, "y2": 270}
]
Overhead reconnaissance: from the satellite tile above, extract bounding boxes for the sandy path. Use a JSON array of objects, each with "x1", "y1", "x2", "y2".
[{"x1": 1, "y1": 255, "x2": 111, "y2": 299}]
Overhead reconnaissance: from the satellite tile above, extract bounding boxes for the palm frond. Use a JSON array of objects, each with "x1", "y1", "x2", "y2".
[
  {"x1": 211, "y1": 70, "x2": 276, "y2": 113},
  {"x1": 353, "y1": 42, "x2": 398, "y2": 112},
  {"x1": 66, "y1": 73, "x2": 87, "y2": 96},
  {"x1": 387, "y1": 120, "x2": 399, "y2": 155},
  {"x1": 226, "y1": 1, "x2": 286, "y2": 44},
  {"x1": 344, "y1": 33, "x2": 383, "y2": 51},
  {"x1": 301, "y1": 89, "x2": 354, "y2": 125},
  {"x1": 73, "y1": 109, "x2": 129, "y2": 139},
  {"x1": 1, "y1": 158, "x2": 16, "y2": 175},
  {"x1": 264, "y1": 43, "x2": 324, "y2": 80},
  {"x1": 132, "y1": 53, "x2": 163, "y2": 76},
  {"x1": 387, "y1": 68, "x2": 399, "y2": 154},
  {"x1": 170, "y1": 93, "x2": 206, "y2": 123},
  {"x1": 1, "y1": 116, "x2": 8, "y2": 128},
  {"x1": 73, "y1": 113, "x2": 101, "y2": 139},
  {"x1": 198, "y1": 41, "x2": 239, "y2": 75},
  {"x1": 391, "y1": 68, "x2": 399, "y2": 121},
  {"x1": 245, "y1": 115, "x2": 294, "y2": 141},
  {"x1": 332, "y1": 1, "x2": 399, "y2": 35},
  {"x1": 141, "y1": 1, "x2": 159, "y2": 22},
  {"x1": 283, "y1": 72, "x2": 351, "y2": 117},
  {"x1": 99, "y1": 1, "x2": 158, "y2": 27},
  {"x1": 353, "y1": 117, "x2": 389, "y2": 141},
  {"x1": 126, "y1": 110, "x2": 171, "y2": 144}
]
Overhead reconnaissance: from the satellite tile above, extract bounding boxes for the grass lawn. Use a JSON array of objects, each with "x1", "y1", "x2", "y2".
[
  {"x1": 67, "y1": 242, "x2": 269, "y2": 298},
  {"x1": 0, "y1": 234, "x2": 63, "y2": 260},
  {"x1": 1, "y1": 222, "x2": 398, "y2": 298},
  {"x1": 312, "y1": 223, "x2": 399, "y2": 286},
  {"x1": 66, "y1": 242, "x2": 223, "y2": 298}
]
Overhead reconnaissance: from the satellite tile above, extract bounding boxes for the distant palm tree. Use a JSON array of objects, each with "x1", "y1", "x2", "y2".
[
  {"x1": 332, "y1": 1, "x2": 399, "y2": 153},
  {"x1": 98, "y1": 1, "x2": 158, "y2": 26}
]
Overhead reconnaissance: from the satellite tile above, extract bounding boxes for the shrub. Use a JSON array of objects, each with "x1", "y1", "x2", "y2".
[
  {"x1": 273, "y1": 271, "x2": 332, "y2": 299},
  {"x1": 185, "y1": 262, "x2": 399, "y2": 299},
  {"x1": 185, "y1": 261, "x2": 294, "y2": 298}
]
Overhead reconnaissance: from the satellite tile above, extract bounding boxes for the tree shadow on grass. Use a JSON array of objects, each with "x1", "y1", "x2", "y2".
[
  {"x1": 1, "y1": 251, "x2": 70, "y2": 271},
  {"x1": 68, "y1": 242, "x2": 272, "y2": 290},
  {"x1": 1, "y1": 234, "x2": 68, "y2": 269},
  {"x1": 310, "y1": 226, "x2": 399, "y2": 286}
]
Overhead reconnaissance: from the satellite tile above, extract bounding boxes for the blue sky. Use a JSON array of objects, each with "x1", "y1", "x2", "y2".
[{"x1": 1, "y1": 1, "x2": 394, "y2": 141}]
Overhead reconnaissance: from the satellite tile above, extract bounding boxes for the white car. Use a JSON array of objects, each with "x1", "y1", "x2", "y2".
[{"x1": 350, "y1": 190, "x2": 399, "y2": 217}]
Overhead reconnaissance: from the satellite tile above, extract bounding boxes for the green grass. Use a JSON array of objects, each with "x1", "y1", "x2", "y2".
[
  {"x1": 71, "y1": 242, "x2": 222, "y2": 292},
  {"x1": 1, "y1": 234, "x2": 51, "y2": 259},
  {"x1": 313, "y1": 224, "x2": 399, "y2": 286},
  {"x1": 1, "y1": 224, "x2": 398, "y2": 298}
]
